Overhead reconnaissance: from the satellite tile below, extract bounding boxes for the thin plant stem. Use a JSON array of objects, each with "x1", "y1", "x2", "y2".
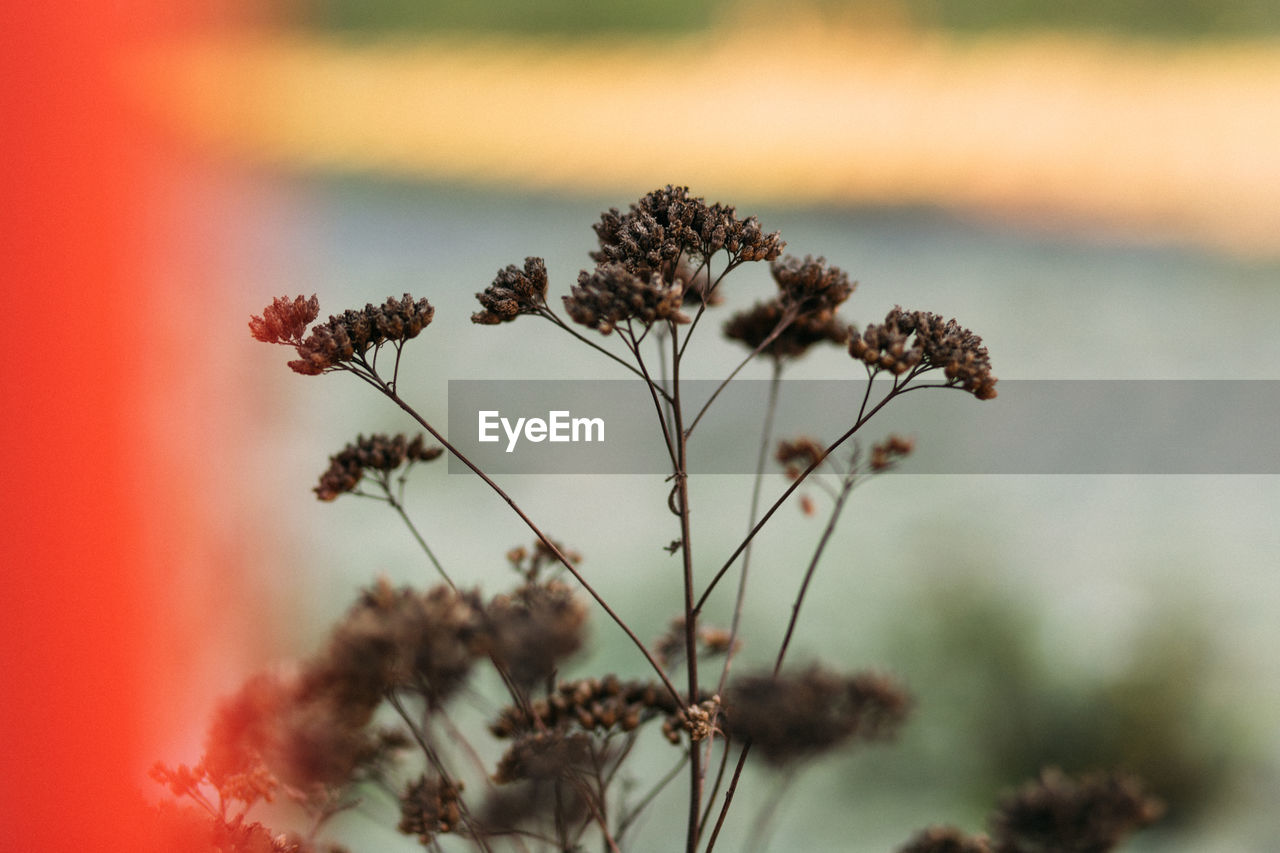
[
  {"x1": 386, "y1": 692, "x2": 494, "y2": 853},
  {"x1": 617, "y1": 754, "x2": 690, "y2": 841},
  {"x1": 696, "y1": 734, "x2": 733, "y2": 843},
  {"x1": 376, "y1": 380, "x2": 684, "y2": 708},
  {"x1": 743, "y1": 767, "x2": 798, "y2": 853},
  {"x1": 669, "y1": 317, "x2": 705, "y2": 853},
  {"x1": 703, "y1": 749, "x2": 750, "y2": 853},
  {"x1": 774, "y1": 467, "x2": 857, "y2": 675},
  {"x1": 539, "y1": 306, "x2": 649, "y2": 380},
  {"x1": 684, "y1": 306, "x2": 798, "y2": 439},
  {"x1": 717, "y1": 358, "x2": 783, "y2": 697},
  {"x1": 380, "y1": 480, "x2": 456, "y2": 591},
  {"x1": 693, "y1": 375, "x2": 899, "y2": 616}
]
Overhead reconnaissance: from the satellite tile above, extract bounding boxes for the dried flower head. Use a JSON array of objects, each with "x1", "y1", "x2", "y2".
[
  {"x1": 988, "y1": 768, "x2": 1164, "y2": 853},
  {"x1": 771, "y1": 254, "x2": 855, "y2": 319},
  {"x1": 398, "y1": 775, "x2": 463, "y2": 846},
  {"x1": 249, "y1": 294, "x2": 320, "y2": 345},
  {"x1": 250, "y1": 294, "x2": 434, "y2": 376},
  {"x1": 493, "y1": 731, "x2": 594, "y2": 784},
  {"x1": 563, "y1": 263, "x2": 688, "y2": 335},
  {"x1": 724, "y1": 299, "x2": 851, "y2": 360},
  {"x1": 655, "y1": 616, "x2": 740, "y2": 668},
  {"x1": 312, "y1": 580, "x2": 487, "y2": 709},
  {"x1": 723, "y1": 667, "x2": 912, "y2": 764},
  {"x1": 680, "y1": 695, "x2": 722, "y2": 743},
  {"x1": 486, "y1": 580, "x2": 588, "y2": 688},
  {"x1": 490, "y1": 676, "x2": 675, "y2": 739},
  {"x1": 850, "y1": 306, "x2": 997, "y2": 398},
  {"x1": 472, "y1": 256, "x2": 549, "y2": 325},
  {"x1": 505, "y1": 537, "x2": 582, "y2": 582},
  {"x1": 871, "y1": 434, "x2": 915, "y2": 471},
  {"x1": 899, "y1": 826, "x2": 993, "y2": 853},
  {"x1": 591, "y1": 185, "x2": 784, "y2": 278},
  {"x1": 315, "y1": 433, "x2": 443, "y2": 501},
  {"x1": 776, "y1": 437, "x2": 829, "y2": 478}
]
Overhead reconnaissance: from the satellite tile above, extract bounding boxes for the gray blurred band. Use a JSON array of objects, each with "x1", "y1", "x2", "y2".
[{"x1": 446, "y1": 380, "x2": 1280, "y2": 474}]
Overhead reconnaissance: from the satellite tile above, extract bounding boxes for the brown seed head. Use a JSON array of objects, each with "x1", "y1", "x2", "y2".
[
  {"x1": 722, "y1": 667, "x2": 912, "y2": 765},
  {"x1": 988, "y1": 768, "x2": 1164, "y2": 853},
  {"x1": 268, "y1": 294, "x2": 433, "y2": 375},
  {"x1": 398, "y1": 775, "x2": 464, "y2": 845},
  {"x1": 725, "y1": 299, "x2": 851, "y2": 361},
  {"x1": 770, "y1": 254, "x2": 855, "y2": 320},
  {"x1": 314, "y1": 433, "x2": 443, "y2": 501},
  {"x1": 898, "y1": 826, "x2": 992, "y2": 853},
  {"x1": 249, "y1": 294, "x2": 320, "y2": 344},
  {"x1": 563, "y1": 263, "x2": 688, "y2": 335},
  {"x1": 591, "y1": 185, "x2": 784, "y2": 278},
  {"x1": 472, "y1": 257, "x2": 549, "y2": 325},
  {"x1": 851, "y1": 306, "x2": 997, "y2": 398}
]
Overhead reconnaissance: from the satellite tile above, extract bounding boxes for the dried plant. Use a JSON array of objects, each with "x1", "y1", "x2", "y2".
[{"x1": 159, "y1": 186, "x2": 1162, "y2": 852}]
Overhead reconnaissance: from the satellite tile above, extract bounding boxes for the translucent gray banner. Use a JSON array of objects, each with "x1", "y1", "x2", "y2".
[{"x1": 445, "y1": 380, "x2": 1280, "y2": 474}]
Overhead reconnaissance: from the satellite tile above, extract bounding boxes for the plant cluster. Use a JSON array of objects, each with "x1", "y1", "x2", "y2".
[{"x1": 158, "y1": 186, "x2": 1161, "y2": 852}]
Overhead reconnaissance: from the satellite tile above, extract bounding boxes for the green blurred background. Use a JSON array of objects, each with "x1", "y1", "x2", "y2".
[{"x1": 301, "y1": 0, "x2": 1280, "y2": 39}]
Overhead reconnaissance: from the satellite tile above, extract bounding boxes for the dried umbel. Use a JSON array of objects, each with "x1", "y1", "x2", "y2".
[
  {"x1": 591, "y1": 184, "x2": 784, "y2": 277},
  {"x1": 850, "y1": 306, "x2": 997, "y2": 399},
  {"x1": 770, "y1": 254, "x2": 855, "y2": 320},
  {"x1": 486, "y1": 580, "x2": 589, "y2": 688},
  {"x1": 314, "y1": 433, "x2": 443, "y2": 501},
  {"x1": 988, "y1": 768, "x2": 1164, "y2": 853},
  {"x1": 870, "y1": 434, "x2": 915, "y2": 471},
  {"x1": 563, "y1": 263, "x2": 688, "y2": 335},
  {"x1": 251, "y1": 293, "x2": 434, "y2": 375},
  {"x1": 724, "y1": 299, "x2": 851, "y2": 360},
  {"x1": 722, "y1": 667, "x2": 912, "y2": 765},
  {"x1": 654, "y1": 616, "x2": 739, "y2": 668},
  {"x1": 489, "y1": 675, "x2": 677, "y2": 738},
  {"x1": 398, "y1": 775, "x2": 463, "y2": 846},
  {"x1": 472, "y1": 256, "x2": 549, "y2": 324},
  {"x1": 775, "y1": 437, "x2": 829, "y2": 478},
  {"x1": 248, "y1": 294, "x2": 320, "y2": 345},
  {"x1": 898, "y1": 826, "x2": 993, "y2": 853},
  {"x1": 493, "y1": 731, "x2": 594, "y2": 784},
  {"x1": 313, "y1": 581, "x2": 487, "y2": 708}
]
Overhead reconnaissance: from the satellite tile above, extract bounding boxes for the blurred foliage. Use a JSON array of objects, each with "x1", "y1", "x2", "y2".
[
  {"x1": 301, "y1": 0, "x2": 720, "y2": 35},
  {"x1": 871, "y1": 578, "x2": 1244, "y2": 830},
  {"x1": 299, "y1": 0, "x2": 1280, "y2": 38}
]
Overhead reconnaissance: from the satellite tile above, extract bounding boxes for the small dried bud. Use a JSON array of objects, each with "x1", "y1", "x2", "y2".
[
  {"x1": 776, "y1": 437, "x2": 828, "y2": 475},
  {"x1": 870, "y1": 434, "x2": 915, "y2": 472},
  {"x1": 681, "y1": 696, "x2": 722, "y2": 743}
]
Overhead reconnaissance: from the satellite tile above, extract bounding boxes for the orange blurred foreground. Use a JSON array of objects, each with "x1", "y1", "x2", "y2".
[{"x1": 137, "y1": 25, "x2": 1280, "y2": 257}]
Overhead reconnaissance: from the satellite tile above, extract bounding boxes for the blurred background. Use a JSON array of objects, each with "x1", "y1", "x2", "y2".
[{"x1": 126, "y1": 0, "x2": 1280, "y2": 850}]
